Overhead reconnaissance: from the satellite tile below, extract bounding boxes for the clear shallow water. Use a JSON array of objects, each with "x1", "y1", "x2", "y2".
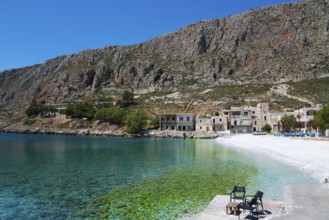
[{"x1": 0, "y1": 133, "x2": 318, "y2": 219}]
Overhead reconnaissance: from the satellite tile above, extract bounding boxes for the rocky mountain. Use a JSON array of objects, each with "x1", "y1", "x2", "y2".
[{"x1": 1, "y1": 0, "x2": 329, "y2": 113}]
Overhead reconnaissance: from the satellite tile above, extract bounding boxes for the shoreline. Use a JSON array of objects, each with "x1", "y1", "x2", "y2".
[
  {"x1": 216, "y1": 134, "x2": 329, "y2": 186},
  {"x1": 0, "y1": 127, "x2": 225, "y2": 139}
]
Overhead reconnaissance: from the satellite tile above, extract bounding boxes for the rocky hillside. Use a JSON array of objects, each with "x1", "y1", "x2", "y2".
[{"x1": 1, "y1": 0, "x2": 329, "y2": 113}]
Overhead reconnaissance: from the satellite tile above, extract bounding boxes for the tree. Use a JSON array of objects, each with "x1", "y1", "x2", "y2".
[
  {"x1": 25, "y1": 101, "x2": 57, "y2": 117},
  {"x1": 65, "y1": 101, "x2": 95, "y2": 119},
  {"x1": 106, "y1": 107, "x2": 126, "y2": 124},
  {"x1": 95, "y1": 107, "x2": 126, "y2": 124},
  {"x1": 313, "y1": 102, "x2": 329, "y2": 132},
  {"x1": 126, "y1": 110, "x2": 148, "y2": 133},
  {"x1": 94, "y1": 107, "x2": 107, "y2": 121},
  {"x1": 117, "y1": 91, "x2": 135, "y2": 108},
  {"x1": 150, "y1": 115, "x2": 160, "y2": 129},
  {"x1": 261, "y1": 124, "x2": 272, "y2": 133},
  {"x1": 281, "y1": 115, "x2": 296, "y2": 132}
]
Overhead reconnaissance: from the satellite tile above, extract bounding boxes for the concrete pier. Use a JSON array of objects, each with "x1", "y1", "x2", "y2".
[{"x1": 181, "y1": 187, "x2": 329, "y2": 220}]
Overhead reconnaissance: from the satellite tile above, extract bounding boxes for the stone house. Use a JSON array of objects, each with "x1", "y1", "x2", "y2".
[
  {"x1": 223, "y1": 103, "x2": 269, "y2": 133},
  {"x1": 195, "y1": 115, "x2": 228, "y2": 132},
  {"x1": 160, "y1": 113, "x2": 195, "y2": 131},
  {"x1": 176, "y1": 113, "x2": 195, "y2": 131},
  {"x1": 159, "y1": 102, "x2": 322, "y2": 134},
  {"x1": 225, "y1": 107, "x2": 253, "y2": 133},
  {"x1": 195, "y1": 117, "x2": 212, "y2": 132},
  {"x1": 160, "y1": 114, "x2": 177, "y2": 131},
  {"x1": 251, "y1": 103, "x2": 269, "y2": 132}
]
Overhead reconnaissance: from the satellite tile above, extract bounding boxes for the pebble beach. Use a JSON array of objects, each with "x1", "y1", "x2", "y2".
[{"x1": 216, "y1": 134, "x2": 329, "y2": 185}]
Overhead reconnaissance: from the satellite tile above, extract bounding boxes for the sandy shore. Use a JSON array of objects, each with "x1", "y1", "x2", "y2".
[{"x1": 216, "y1": 134, "x2": 329, "y2": 185}]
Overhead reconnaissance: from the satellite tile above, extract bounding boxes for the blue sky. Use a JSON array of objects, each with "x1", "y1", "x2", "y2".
[{"x1": 0, "y1": 0, "x2": 299, "y2": 71}]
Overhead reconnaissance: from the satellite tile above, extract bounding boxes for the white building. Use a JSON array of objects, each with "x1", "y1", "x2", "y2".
[
  {"x1": 176, "y1": 113, "x2": 195, "y2": 131},
  {"x1": 267, "y1": 105, "x2": 321, "y2": 132},
  {"x1": 294, "y1": 105, "x2": 321, "y2": 130}
]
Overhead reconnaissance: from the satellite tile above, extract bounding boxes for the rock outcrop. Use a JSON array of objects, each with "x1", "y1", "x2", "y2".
[{"x1": 0, "y1": 0, "x2": 329, "y2": 113}]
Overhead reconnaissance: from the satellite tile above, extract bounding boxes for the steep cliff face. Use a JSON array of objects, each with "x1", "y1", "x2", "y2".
[{"x1": 1, "y1": 0, "x2": 329, "y2": 112}]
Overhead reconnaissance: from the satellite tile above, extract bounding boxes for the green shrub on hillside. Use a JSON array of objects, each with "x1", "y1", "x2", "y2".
[
  {"x1": 117, "y1": 91, "x2": 135, "y2": 108},
  {"x1": 25, "y1": 101, "x2": 57, "y2": 117},
  {"x1": 126, "y1": 110, "x2": 148, "y2": 133},
  {"x1": 94, "y1": 107, "x2": 126, "y2": 124},
  {"x1": 65, "y1": 101, "x2": 95, "y2": 119}
]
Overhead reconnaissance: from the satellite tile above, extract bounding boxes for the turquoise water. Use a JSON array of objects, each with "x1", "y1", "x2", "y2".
[{"x1": 0, "y1": 133, "x2": 318, "y2": 219}]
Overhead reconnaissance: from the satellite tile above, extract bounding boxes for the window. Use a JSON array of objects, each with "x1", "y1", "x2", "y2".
[
  {"x1": 172, "y1": 116, "x2": 175, "y2": 121},
  {"x1": 254, "y1": 121, "x2": 257, "y2": 125},
  {"x1": 213, "y1": 119, "x2": 215, "y2": 124},
  {"x1": 232, "y1": 111, "x2": 241, "y2": 116},
  {"x1": 307, "y1": 111, "x2": 316, "y2": 116},
  {"x1": 219, "y1": 118, "x2": 222, "y2": 122},
  {"x1": 200, "y1": 126, "x2": 202, "y2": 129},
  {"x1": 179, "y1": 117, "x2": 183, "y2": 121},
  {"x1": 234, "y1": 120, "x2": 237, "y2": 126},
  {"x1": 264, "y1": 116, "x2": 267, "y2": 121},
  {"x1": 244, "y1": 112, "x2": 248, "y2": 116},
  {"x1": 187, "y1": 117, "x2": 190, "y2": 121}
]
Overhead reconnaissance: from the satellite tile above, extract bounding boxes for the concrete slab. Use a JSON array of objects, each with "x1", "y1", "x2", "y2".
[
  {"x1": 270, "y1": 187, "x2": 329, "y2": 220},
  {"x1": 182, "y1": 187, "x2": 329, "y2": 219},
  {"x1": 180, "y1": 195, "x2": 284, "y2": 220}
]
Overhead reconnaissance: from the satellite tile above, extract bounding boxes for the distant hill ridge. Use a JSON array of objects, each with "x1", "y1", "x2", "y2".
[{"x1": 0, "y1": 0, "x2": 329, "y2": 112}]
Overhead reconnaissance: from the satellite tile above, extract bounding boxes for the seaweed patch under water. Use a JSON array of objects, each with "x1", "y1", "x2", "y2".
[{"x1": 80, "y1": 159, "x2": 258, "y2": 219}]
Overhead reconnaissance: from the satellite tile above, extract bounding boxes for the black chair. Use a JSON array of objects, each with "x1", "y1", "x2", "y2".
[
  {"x1": 246, "y1": 190, "x2": 264, "y2": 211},
  {"x1": 255, "y1": 190, "x2": 264, "y2": 211},
  {"x1": 230, "y1": 186, "x2": 246, "y2": 202},
  {"x1": 238, "y1": 196, "x2": 259, "y2": 217}
]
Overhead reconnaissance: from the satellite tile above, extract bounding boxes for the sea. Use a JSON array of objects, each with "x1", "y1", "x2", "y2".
[{"x1": 0, "y1": 132, "x2": 319, "y2": 219}]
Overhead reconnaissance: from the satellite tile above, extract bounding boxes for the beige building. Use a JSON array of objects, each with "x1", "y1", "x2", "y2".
[
  {"x1": 251, "y1": 103, "x2": 269, "y2": 132},
  {"x1": 195, "y1": 116, "x2": 228, "y2": 132},
  {"x1": 210, "y1": 116, "x2": 228, "y2": 131},
  {"x1": 224, "y1": 106, "x2": 254, "y2": 133},
  {"x1": 196, "y1": 118, "x2": 212, "y2": 132}
]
